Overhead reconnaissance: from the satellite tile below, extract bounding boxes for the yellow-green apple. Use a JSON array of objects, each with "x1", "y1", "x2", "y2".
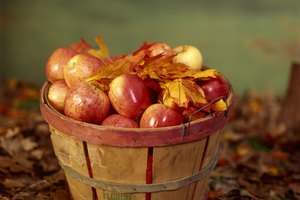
[{"x1": 172, "y1": 45, "x2": 203, "y2": 70}]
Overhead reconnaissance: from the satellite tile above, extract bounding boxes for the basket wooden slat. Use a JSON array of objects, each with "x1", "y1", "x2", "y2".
[
  {"x1": 87, "y1": 143, "x2": 148, "y2": 200},
  {"x1": 192, "y1": 130, "x2": 223, "y2": 198},
  {"x1": 152, "y1": 138, "x2": 209, "y2": 200},
  {"x1": 50, "y1": 127, "x2": 93, "y2": 199}
]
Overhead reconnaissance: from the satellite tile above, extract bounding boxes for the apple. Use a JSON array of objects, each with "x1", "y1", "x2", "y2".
[
  {"x1": 47, "y1": 80, "x2": 69, "y2": 113},
  {"x1": 102, "y1": 114, "x2": 139, "y2": 128},
  {"x1": 199, "y1": 76, "x2": 229, "y2": 102},
  {"x1": 46, "y1": 48, "x2": 77, "y2": 83},
  {"x1": 172, "y1": 45, "x2": 203, "y2": 70},
  {"x1": 64, "y1": 54, "x2": 104, "y2": 87},
  {"x1": 182, "y1": 106, "x2": 207, "y2": 123},
  {"x1": 140, "y1": 104, "x2": 183, "y2": 128},
  {"x1": 64, "y1": 82, "x2": 110, "y2": 124},
  {"x1": 108, "y1": 74, "x2": 152, "y2": 120}
]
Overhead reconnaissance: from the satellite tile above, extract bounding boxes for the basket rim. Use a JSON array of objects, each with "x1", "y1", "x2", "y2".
[{"x1": 40, "y1": 81, "x2": 235, "y2": 147}]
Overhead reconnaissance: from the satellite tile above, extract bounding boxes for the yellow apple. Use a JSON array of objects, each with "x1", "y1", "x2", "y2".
[{"x1": 172, "y1": 45, "x2": 203, "y2": 70}]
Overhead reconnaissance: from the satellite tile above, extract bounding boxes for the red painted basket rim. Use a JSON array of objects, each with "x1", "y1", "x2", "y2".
[{"x1": 40, "y1": 81, "x2": 235, "y2": 147}]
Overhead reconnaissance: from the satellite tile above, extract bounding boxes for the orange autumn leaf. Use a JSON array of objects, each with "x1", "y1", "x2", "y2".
[
  {"x1": 87, "y1": 35, "x2": 110, "y2": 58},
  {"x1": 137, "y1": 56, "x2": 188, "y2": 81},
  {"x1": 189, "y1": 68, "x2": 218, "y2": 79},
  {"x1": 70, "y1": 35, "x2": 110, "y2": 58},
  {"x1": 85, "y1": 58, "x2": 134, "y2": 92},
  {"x1": 160, "y1": 79, "x2": 207, "y2": 108},
  {"x1": 137, "y1": 59, "x2": 218, "y2": 82}
]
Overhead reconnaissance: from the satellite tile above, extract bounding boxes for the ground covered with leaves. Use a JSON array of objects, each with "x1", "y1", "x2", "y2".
[{"x1": 0, "y1": 79, "x2": 299, "y2": 200}]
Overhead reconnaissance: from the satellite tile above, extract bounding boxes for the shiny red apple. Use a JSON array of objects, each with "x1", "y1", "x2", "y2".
[
  {"x1": 64, "y1": 54, "x2": 104, "y2": 87},
  {"x1": 64, "y1": 82, "x2": 110, "y2": 124},
  {"x1": 199, "y1": 76, "x2": 229, "y2": 102},
  {"x1": 140, "y1": 103, "x2": 183, "y2": 128},
  {"x1": 108, "y1": 74, "x2": 152, "y2": 120},
  {"x1": 102, "y1": 114, "x2": 139, "y2": 128},
  {"x1": 47, "y1": 80, "x2": 69, "y2": 113},
  {"x1": 46, "y1": 48, "x2": 77, "y2": 83}
]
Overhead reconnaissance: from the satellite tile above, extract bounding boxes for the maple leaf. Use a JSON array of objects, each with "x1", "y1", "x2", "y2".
[
  {"x1": 132, "y1": 42, "x2": 152, "y2": 55},
  {"x1": 87, "y1": 35, "x2": 110, "y2": 58},
  {"x1": 160, "y1": 79, "x2": 207, "y2": 108},
  {"x1": 85, "y1": 58, "x2": 135, "y2": 92},
  {"x1": 137, "y1": 59, "x2": 218, "y2": 82},
  {"x1": 70, "y1": 35, "x2": 110, "y2": 58}
]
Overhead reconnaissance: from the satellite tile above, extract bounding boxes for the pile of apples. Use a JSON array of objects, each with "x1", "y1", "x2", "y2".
[{"x1": 46, "y1": 37, "x2": 230, "y2": 128}]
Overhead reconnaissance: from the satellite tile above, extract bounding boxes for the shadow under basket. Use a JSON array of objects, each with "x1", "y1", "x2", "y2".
[{"x1": 40, "y1": 81, "x2": 235, "y2": 200}]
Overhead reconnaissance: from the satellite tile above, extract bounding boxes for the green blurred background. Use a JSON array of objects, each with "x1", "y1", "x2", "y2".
[{"x1": 1, "y1": 0, "x2": 299, "y2": 95}]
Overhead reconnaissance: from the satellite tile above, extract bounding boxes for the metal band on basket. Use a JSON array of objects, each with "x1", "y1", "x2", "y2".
[{"x1": 58, "y1": 146, "x2": 221, "y2": 193}]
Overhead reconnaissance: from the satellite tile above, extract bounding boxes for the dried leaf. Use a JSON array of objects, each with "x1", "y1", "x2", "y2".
[
  {"x1": 137, "y1": 59, "x2": 218, "y2": 82},
  {"x1": 3, "y1": 178, "x2": 27, "y2": 189},
  {"x1": 236, "y1": 144, "x2": 252, "y2": 157},
  {"x1": 85, "y1": 58, "x2": 134, "y2": 91},
  {"x1": 31, "y1": 149, "x2": 43, "y2": 160},
  {"x1": 90, "y1": 58, "x2": 134, "y2": 80},
  {"x1": 70, "y1": 35, "x2": 110, "y2": 58},
  {"x1": 0, "y1": 195, "x2": 9, "y2": 200},
  {"x1": 21, "y1": 137, "x2": 38, "y2": 151},
  {"x1": 289, "y1": 183, "x2": 300, "y2": 194},
  {"x1": 0, "y1": 128, "x2": 22, "y2": 156},
  {"x1": 12, "y1": 152, "x2": 34, "y2": 170},
  {"x1": 87, "y1": 35, "x2": 110, "y2": 58},
  {"x1": 160, "y1": 79, "x2": 207, "y2": 108}
]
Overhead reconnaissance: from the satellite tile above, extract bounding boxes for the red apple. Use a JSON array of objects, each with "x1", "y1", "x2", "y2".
[
  {"x1": 182, "y1": 106, "x2": 207, "y2": 123},
  {"x1": 64, "y1": 54, "x2": 104, "y2": 87},
  {"x1": 199, "y1": 76, "x2": 229, "y2": 102},
  {"x1": 46, "y1": 48, "x2": 77, "y2": 83},
  {"x1": 140, "y1": 104, "x2": 183, "y2": 128},
  {"x1": 64, "y1": 82, "x2": 110, "y2": 124},
  {"x1": 108, "y1": 74, "x2": 152, "y2": 120},
  {"x1": 102, "y1": 114, "x2": 139, "y2": 128},
  {"x1": 47, "y1": 80, "x2": 69, "y2": 113}
]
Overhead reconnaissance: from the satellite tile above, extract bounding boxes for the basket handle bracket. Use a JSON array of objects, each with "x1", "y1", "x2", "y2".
[{"x1": 181, "y1": 96, "x2": 229, "y2": 140}]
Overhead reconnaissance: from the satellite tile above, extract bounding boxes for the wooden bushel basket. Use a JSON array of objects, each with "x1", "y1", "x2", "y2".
[{"x1": 40, "y1": 81, "x2": 234, "y2": 200}]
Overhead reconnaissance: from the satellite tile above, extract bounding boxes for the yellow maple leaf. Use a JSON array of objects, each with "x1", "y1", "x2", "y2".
[
  {"x1": 85, "y1": 58, "x2": 134, "y2": 92},
  {"x1": 160, "y1": 79, "x2": 207, "y2": 108},
  {"x1": 188, "y1": 68, "x2": 218, "y2": 79},
  {"x1": 137, "y1": 60, "x2": 218, "y2": 82},
  {"x1": 87, "y1": 35, "x2": 110, "y2": 58}
]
